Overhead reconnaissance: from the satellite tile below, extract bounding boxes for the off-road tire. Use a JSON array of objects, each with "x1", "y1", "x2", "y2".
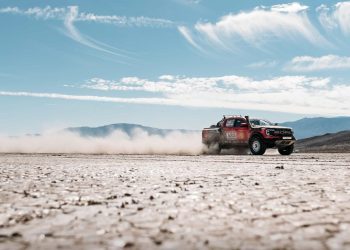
[
  {"x1": 278, "y1": 144, "x2": 294, "y2": 155},
  {"x1": 249, "y1": 136, "x2": 266, "y2": 155}
]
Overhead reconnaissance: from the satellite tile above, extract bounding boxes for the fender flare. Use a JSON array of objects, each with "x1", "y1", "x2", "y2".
[{"x1": 249, "y1": 132, "x2": 264, "y2": 142}]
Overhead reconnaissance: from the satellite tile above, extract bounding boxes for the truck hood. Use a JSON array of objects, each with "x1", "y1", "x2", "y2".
[{"x1": 251, "y1": 125, "x2": 293, "y2": 130}]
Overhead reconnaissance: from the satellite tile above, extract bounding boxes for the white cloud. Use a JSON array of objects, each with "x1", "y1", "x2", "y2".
[
  {"x1": 79, "y1": 75, "x2": 349, "y2": 116},
  {"x1": 159, "y1": 75, "x2": 175, "y2": 81},
  {"x1": 317, "y1": 4, "x2": 338, "y2": 30},
  {"x1": 317, "y1": 2, "x2": 350, "y2": 35},
  {"x1": 0, "y1": 6, "x2": 173, "y2": 27},
  {"x1": 0, "y1": 6, "x2": 67, "y2": 19},
  {"x1": 286, "y1": 55, "x2": 350, "y2": 71},
  {"x1": 0, "y1": 74, "x2": 340, "y2": 115},
  {"x1": 173, "y1": 0, "x2": 201, "y2": 6},
  {"x1": 62, "y1": 6, "x2": 127, "y2": 59},
  {"x1": 177, "y1": 26, "x2": 204, "y2": 51},
  {"x1": 270, "y1": 2, "x2": 309, "y2": 13},
  {"x1": 78, "y1": 12, "x2": 173, "y2": 28},
  {"x1": 82, "y1": 75, "x2": 332, "y2": 93},
  {"x1": 184, "y1": 0, "x2": 201, "y2": 4},
  {"x1": 0, "y1": 91, "x2": 170, "y2": 105},
  {"x1": 2, "y1": 74, "x2": 350, "y2": 115},
  {"x1": 179, "y1": 3, "x2": 328, "y2": 51},
  {"x1": 0, "y1": 5, "x2": 173, "y2": 60}
]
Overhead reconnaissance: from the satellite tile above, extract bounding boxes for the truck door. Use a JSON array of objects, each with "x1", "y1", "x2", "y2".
[
  {"x1": 234, "y1": 119, "x2": 250, "y2": 144},
  {"x1": 222, "y1": 118, "x2": 238, "y2": 143}
]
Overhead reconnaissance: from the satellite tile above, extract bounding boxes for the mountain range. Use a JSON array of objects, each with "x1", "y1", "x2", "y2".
[
  {"x1": 280, "y1": 117, "x2": 350, "y2": 139},
  {"x1": 295, "y1": 130, "x2": 350, "y2": 153},
  {"x1": 66, "y1": 123, "x2": 193, "y2": 137},
  {"x1": 65, "y1": 117, "x2": 350, "y2": 153},
  {"x1": 67, "y1": 117, "x2": 350, "y2": 140}
]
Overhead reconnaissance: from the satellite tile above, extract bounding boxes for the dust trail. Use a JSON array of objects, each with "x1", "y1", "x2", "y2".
[{"x1": 0, "y1": 129, "x2": 205, "y2": 155}]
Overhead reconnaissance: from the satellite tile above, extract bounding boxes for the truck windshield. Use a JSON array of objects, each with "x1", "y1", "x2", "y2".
[{"x1": 250, "y1": 119, "x2": 273, "y2": 126}]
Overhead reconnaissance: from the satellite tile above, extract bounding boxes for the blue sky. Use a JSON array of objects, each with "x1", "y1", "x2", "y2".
[{"x1": 1, "y1": 0, "x2": 350, "y2": 134}]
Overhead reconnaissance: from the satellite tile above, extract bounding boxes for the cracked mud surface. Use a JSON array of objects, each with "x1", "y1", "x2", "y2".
[{"x1": 1, "y1": 153, "x2": 350, "y2": 250}]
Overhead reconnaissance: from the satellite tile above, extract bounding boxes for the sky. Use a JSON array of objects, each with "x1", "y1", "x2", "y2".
[{"x1": 1, "y1": 0, "x2": 350, "y2": 135}]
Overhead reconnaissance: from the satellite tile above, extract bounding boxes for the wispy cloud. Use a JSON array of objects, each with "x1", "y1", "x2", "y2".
[
  {"x1": 317, "y1": 2, "x2": 350, "y2": 35},
  {"x1": 174, "y1": 0, "x2": 202, "y2": 5},
  {"x1": 0, "y1": 91, "x2": 170, "y2": 105},
  {"x1": 77, "y1": 11, "x2": 173, "y2": 28},
  {"x1": 0, "y1": 5, "x2": 173, "y2": 60},
  {"x1": 270, "y1": 2, "x2": 309, "y2": 13},
  {"x1": 2, "y1": 73, "x2": 349, "y2": 115},
  {"x1": 79, "y1": 75, "x2": 350, "y2": 115},
  {"x1": 62, "y1": 6, "x2": 128, "y2": 60},
  {"x1": 82, "y1": 75, "x2": 331, "y2": 93},
  {"x1": 247, "y1": 60, "x2": 277, "y2": 69},
  {"x1": 0, "y1": 6, "x2": 66, "y2": 19},
  {"x1": 286, "y1": 55, "x2": 350, "y2": 72},
  {"x1": 0, "y1": 6, "x2": 174, "y2": 27},
  {"x1": 177, "y1": 26, "x2": 204, "y2": 51},
  {"x1": 179, "y1": 2, "x2": 329, "y2": 52}
]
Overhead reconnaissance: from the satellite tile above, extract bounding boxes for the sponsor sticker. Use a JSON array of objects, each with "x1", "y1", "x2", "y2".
[{"x1": 226, "y1": 132, "x2": 236, "y2": 140}]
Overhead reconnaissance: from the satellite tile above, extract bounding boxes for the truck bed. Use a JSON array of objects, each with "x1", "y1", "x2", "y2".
[{"x1": 202, "y1": 127, "x2": 220, "y2": 145}]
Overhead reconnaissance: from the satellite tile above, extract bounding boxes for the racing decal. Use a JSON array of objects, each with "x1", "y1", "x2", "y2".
[{"x1": 225, "y1": 131, "x2": 237, "y2": 141}]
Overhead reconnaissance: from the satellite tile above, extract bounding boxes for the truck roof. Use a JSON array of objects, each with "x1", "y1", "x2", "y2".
[{"x1": 223, "y1": 115, "x2": 245, "y2": 119}]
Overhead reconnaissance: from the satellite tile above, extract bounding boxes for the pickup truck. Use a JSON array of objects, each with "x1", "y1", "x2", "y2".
[{"x1": 202, "y1": 115, "x2": 295, "y2": 155}]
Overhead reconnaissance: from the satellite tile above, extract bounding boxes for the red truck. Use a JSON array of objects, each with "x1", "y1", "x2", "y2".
[{"x1": 202, "y1": 115, "x2": 295, "y2": 155}]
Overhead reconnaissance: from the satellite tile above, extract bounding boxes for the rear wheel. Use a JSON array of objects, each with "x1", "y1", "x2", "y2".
[
  {"x1": 207, "y1": 143, "x2": 221, "y2": 155},
  {"x1": 278, "y1": 144, "x2": 294, "y2": 155},
  {"x1": 249, "y1": 136, "x2": 266, "y2": 155}
]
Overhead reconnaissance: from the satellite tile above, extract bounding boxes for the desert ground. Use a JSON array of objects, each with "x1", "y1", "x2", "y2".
[{"x1": 0, "y1": 152, "x2": 350, "y2": 250}]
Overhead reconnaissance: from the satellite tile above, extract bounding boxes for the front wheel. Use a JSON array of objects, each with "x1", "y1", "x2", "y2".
[
  {"x1": 278, "y1": 144, "x2": 294, "y2": 155},
  {"x1": 249, "y1": 136, "x2": 266, "y2": 155}
]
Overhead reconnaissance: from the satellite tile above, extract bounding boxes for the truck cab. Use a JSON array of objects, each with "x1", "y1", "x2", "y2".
[{"x1": 202, "y1": 115, "x2": 295, "y2": 155}]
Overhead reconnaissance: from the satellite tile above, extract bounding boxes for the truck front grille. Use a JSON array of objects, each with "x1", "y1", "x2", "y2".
[{"x1": 270, "y1": 129, "x2": 292, "y2": 136}]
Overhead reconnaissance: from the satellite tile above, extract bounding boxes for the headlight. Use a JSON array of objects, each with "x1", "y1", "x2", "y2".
[{"x1": 266, "y1": 129, "x2": 275, "y2": 136}]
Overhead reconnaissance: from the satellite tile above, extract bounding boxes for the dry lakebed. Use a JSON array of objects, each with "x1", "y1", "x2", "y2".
[{"x1": 1, "y1": 153, "x2": 350, "y2": 250}]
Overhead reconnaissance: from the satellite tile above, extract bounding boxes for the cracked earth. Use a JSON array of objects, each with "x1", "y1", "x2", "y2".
[{"x1": 0, "y1": 153, "x2": 350, "y2": 250}]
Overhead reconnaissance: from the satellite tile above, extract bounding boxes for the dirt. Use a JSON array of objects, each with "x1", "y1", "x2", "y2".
[{"x1": 1, "y1": 153, "x2": 350, "y2": 249}]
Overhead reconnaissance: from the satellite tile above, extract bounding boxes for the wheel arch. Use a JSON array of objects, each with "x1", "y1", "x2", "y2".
[{"x1": 249, "y1": 132, "x2": 264, "y2": 141}]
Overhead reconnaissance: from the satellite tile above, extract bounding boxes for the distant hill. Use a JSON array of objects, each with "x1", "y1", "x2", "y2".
[
  {"x1": 296, "y1": 130, "x2": 350, "y2": 153},
  {"x1": 65, "y1": 116, "x2": 350, "y2": 141},
  {"x1": 66, "y1": 123, "x2": 194, "y2": 137},
  {"x1": 280, "y1": 117, "x2": 350, "y2": 139}
]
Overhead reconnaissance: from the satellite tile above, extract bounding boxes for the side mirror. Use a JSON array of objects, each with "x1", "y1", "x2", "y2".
[{"x1": 240, "y1": 123, "x2": 249, "y2": 128}]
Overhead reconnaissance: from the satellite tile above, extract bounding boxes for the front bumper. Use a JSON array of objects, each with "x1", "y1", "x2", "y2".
[
  {"x1": 275, "y1": 139, "x2": 295, "y2": 147},
  {"x1": 263, "y1": 135, "x2": 296, "y2": 148}
]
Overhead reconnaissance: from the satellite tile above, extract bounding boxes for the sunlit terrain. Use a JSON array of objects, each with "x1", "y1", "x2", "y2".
[{"x1": 1, "y1": 153, "x2": 349, "y2": 249}]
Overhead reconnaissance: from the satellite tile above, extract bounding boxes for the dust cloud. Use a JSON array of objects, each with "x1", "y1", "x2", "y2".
[{"x1": 0, "y1": 129, "x2": 205, "y2": 155}]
